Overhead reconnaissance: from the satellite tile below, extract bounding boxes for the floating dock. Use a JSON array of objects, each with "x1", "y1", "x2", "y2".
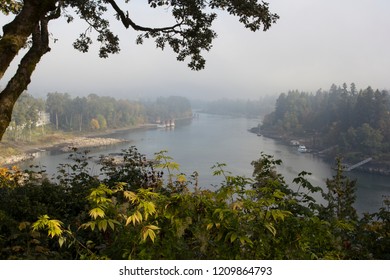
[{"x1": 344, "y1": 157, "x2": 373, "y2": 171}]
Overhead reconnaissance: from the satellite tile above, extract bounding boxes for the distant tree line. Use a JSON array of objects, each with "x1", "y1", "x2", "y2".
[
  {"x1": 46, "y1": 93, "x2": 146, "y2": 132},
  {"x1": 262, "y1": 83, "x2": 390, "y2": 159},
  {"x1": 142, "y1": 96, "x2": 193, "y2": 124},
  {"x1": 197, "y1": 96, "x2": 276, "y2": 118},
  {"x1": 5, "y1": 93, "x2": 192, "y2": 139}
]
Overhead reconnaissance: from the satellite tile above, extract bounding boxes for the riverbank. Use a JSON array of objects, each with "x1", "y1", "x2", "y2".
[
  {"x1": 0, "y1": 136, "x2": 129, "y2": 166},
  {"x1": 0, "y1": 124, "x2": 158, "y2": 166},
  {"x1": 250, "y1": 127, "x2": 390, "y2": 176}
]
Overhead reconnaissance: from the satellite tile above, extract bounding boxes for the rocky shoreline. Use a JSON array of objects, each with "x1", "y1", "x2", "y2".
[
  {"x1": 58, "y1": 137, "x2": 128, "y2": 152},
  {"x1": 0, "y1": 154, "x2": 36, "y2": 166},
  {"x1": 0, "y1": 122, "x2": 166, "y2": 167},
  {"x1": 0, "y1": 136, "x2": 129, "y2": 166}
]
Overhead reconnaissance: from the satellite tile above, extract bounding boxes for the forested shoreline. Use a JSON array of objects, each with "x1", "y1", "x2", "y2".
[
  {"x1": 6, "y1": 93, "x2": 192, "y2": 139},
  {"x1": 259, "y1": 83, "x2": 390, "y2": 174},
  {"x1": 0, "y1": 93, "x2": 193, "y2": 164}
]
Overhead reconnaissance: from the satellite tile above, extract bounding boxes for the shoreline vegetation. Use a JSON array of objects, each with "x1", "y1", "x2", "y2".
[
  {"x1": 1, "y1": 93, "x2": 194, "y2": 166},
  {"x1": 0, "y1": 123, "x2": 158, "y2": 166},
  {"x1": 249, "y1": 126, "x2": 390, "y2": 176},
  {"x1": 255, "y1": 84, "x2": 390, "y2": 177}
]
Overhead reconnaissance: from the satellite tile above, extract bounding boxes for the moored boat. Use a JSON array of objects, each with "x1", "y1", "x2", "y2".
[{"x1": 298, "y1": 145, "x2": 307, "y2": 152}]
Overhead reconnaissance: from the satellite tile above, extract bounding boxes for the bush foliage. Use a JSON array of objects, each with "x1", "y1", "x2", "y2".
[{"x1": 0, "y1": 148, "x2": 388, "y2": 259}]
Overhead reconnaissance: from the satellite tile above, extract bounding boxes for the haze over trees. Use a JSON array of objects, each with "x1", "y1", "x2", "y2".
[
  {"x1": 3, "y1": 92, "x2": 192, "y2": 141},
  {"x1": 0, "y1": 0, "x2": 279, "y2": 140},
  {"x1": 197, "y1": 96, "x2": 276, "y2": 118},
  {"x1": 6, "y1": 92, "x2": 45, "y2": 141},
  {"x1": 261, "y1": 83, "x2": 390, "y2": 161},
  {"x1": 45, "y1": 92, "x2": 146, "y2": 132}
]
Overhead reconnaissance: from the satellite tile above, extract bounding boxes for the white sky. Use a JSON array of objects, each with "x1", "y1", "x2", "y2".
[{"x1": 1, "y1": 0, "x2": 389, "y2": 100}]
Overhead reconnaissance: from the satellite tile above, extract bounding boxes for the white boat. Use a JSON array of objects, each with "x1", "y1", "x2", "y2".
[
  {"x1": 298, "y1": 145, "x2": 307, "y2": 152},
  {"x1": 157, "y1": 119, "x2": 175, "y2": 128},
  {"x1": 290, "y1": 140, "x2": 300, "y2": 146}
]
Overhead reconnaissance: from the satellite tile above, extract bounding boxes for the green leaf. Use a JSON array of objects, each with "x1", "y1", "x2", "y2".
[
  {"x1": 98, "y1": 219, "x2": 108, "y2": 232},
  {"x1": 124, "y1": 191, "x2": 138, "y2": 203},
  {"x1": 47, "y1": 219, "x2": 64, "y2": 238},
  {"x1": 216, "y1": 232, "x2": 224, "y2": 242},
  {"x1": 141, "y1": 225, "x2": 160, "y2": 242},
  {"x1": 126, "y1": 211, "x2": 143, "y2": 226},
  {"x1": 231, "y1": 201, "x2": 243, "y2": 211},
  {"x1": 230, "y1": 232, "x2": 238, "y2": 243},
  {"x1": 335, "y1": 220, "x2": 355, "y2": 231},
  {"x1": 270, "y1": 209, "x2": 282, "y2": 221},
  {"x1": 58, "y1": 236, "x2": 66, "y2": 248},
  {"x1": 80, "y1": 221, "x2": 96, "y2": 231},
  {"x1": 146, "y1": 225, "x2": 160, "y2": 231},
  {"x1": 177, "y1": 174, "x2": 187, "y2": 183},
  {"x1": 143, "y1": 201, "x2": 156, "y2": 219},
  {"x1": 108, "y1": 219, "x2": 116, "y2": 231},
  {"x1": 89, "y1": 207, "x2": 105, "y2": 219},
  {"x1": 273, "y1": 189, "x2": 286, "y2": 199},
  {"x1": 213, "y1": 208, "x2": 229, "y2": 220},
  {"x1": 32, "y1": 215, "x2": 49, "y2": 231},
  {"x1": 239, "y1": 236, "x2": 253, "y2": 246},
  {"x1": 32, "y1": 215, "x2": 64, "y2": 238},
  {"x1": 265, "y1": 223, "x2": 277, "y2": 236}
]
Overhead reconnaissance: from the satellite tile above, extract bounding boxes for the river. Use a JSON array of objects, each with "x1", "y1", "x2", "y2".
[{"x1": 21, "y1": 113, "x2": 389, "y2": 214}]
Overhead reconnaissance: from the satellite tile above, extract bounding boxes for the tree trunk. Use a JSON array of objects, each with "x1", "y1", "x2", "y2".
[
  {"x1": 0, "y1": 19, "x2": 51, "y2": 141},
  {"x1": 0, "y1": 0, "x2": 57, "y2": 79},
  {"x1": 0, "y1": 0, "x2": 59, "y2": 141},
  {"x1": 79, "y1": 115, "x2": 83, "y2": 132},
  {"x1": 55, "y1": 112, "x2": 59, "y2": 130}
]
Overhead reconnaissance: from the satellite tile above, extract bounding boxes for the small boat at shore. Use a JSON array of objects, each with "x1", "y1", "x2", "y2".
[
  {"x1": 298, "y1": 145, "x2": 307, "y2": 153},
  {"x1": 157, "y1": 119, "x2": 175, "y2": 128}
]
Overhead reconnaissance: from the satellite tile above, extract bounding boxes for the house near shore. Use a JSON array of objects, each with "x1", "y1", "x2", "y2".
[
  {"x1": 7, "y1": 111, "x2": 50, "y2": 131},
  {"x1": 36, "y1": 111, "x2": 50, "y2": 127}
]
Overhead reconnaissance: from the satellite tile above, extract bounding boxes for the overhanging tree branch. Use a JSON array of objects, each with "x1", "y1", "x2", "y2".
[
  {"x1": 0, "y1": 0, "x2": 40, "y2": 79},
  {"x1": 106, "y1": 0, "x2": 182, "y2": 32}
]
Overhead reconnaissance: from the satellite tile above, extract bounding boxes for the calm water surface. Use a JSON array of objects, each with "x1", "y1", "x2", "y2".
[{"x1": 22, "y1": 114, "x2": 389, "y2": 214}]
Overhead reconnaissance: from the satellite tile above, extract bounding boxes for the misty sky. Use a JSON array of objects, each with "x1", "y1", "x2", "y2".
[{"x1": 1, "y1": 0, "x2": 389, "y2": 100}]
